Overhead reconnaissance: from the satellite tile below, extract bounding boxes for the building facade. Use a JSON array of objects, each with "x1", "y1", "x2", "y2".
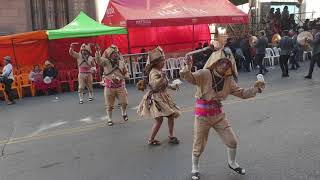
[{"x1": 0, "y1": 0, "x2": 97, "y2": 35}]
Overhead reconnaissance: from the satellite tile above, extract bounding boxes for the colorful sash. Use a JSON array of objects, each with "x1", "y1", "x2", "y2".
[
  {"x1": 79, "y1": 66, "x2": 91, "y2": 73},
  {"x1": 105, "y1": 79, "x2": 124, "y2": 88},
  {"x1": 195, "y1": 99, "x2": 222, "y2": 117}
]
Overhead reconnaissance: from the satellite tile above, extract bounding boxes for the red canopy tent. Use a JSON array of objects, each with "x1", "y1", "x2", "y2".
[
  {"x1": 101, "y1": 0, "x2": 248, "y2": 53},
  {"x1": 0, "y1": 31, "x2": 48, "y2": 67}
]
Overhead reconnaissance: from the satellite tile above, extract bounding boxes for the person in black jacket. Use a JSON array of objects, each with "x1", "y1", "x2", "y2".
[
  {"x1": 202, "y1": 42, "x2": 215, "y2": 63},
  {"x1": 255, "y1": 31, "x2": 269, "y2": 75},
  {"x1": 43, "y1": 60, "x2": 59, "y2": 94},
  {"x1": 240, "y1": 35, "x2": 253, "y2": 72},
  {"x1": 193, "y1": 42, "x2": 206, "y2": 69},
  {"x1": 289, "y1": 30, "x2": 300, "y2": 70},
  {"x1": 305, "y1": 29, "x2": 320, "y2": 79},
  {"x1": 279, "y1": 30, "x2": 294, "y2": 77},
  {"x1": 43, "y1": 60, "x2": 58, "y2": 79}
]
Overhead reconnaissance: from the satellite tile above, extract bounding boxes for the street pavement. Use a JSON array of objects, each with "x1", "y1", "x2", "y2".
[{"x1": 0, "y1": 61, "x2": 320, "y2": 180}]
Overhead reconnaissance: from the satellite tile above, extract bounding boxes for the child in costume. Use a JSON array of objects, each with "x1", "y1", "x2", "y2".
[{"x1": 137, "y1": 47, "x2": 180, "y2": 145}]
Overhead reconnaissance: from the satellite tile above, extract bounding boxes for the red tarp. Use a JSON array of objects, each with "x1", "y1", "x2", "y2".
[
  {"x1": 96, "y1": 25, "x2": 211, "y2": 53},
  {"x1": 101, "y1": 0, "x2": 248, "y2": 54},
  {"x1": 102, "y1": 0, "x2": 248, "y2": 27},
  {"x1": 48, "y1": 37, "x2": 97, "y2": 69},
  {"x1": 0, "y1": 31, "x2": 48, "y2": 67}
]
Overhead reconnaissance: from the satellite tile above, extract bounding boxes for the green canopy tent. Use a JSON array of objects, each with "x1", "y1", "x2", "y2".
[{"x1": 47, "y1": 11, "x2": 127, "y2": 40}]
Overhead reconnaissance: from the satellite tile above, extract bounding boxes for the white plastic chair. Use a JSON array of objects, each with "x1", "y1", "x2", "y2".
[
  {"x1": 166, "y1": 58, "x2": 176, "y2": 78},
  {"x1": 272, "y1": 47, "x2": 280, "y2": 65},
  {"x1": 176, "y1": 57, "x2": 185, "y2": 68},
  {"x1": 303, "y1": 50, "x2": 312, "y2": 61},
  {"x1": 162, "y1": 60, "x2": 172, "y2": 79},
  {"x1": 264, "y1": 48, "x2": 275, "y2": 67},
  {"x1": 127, "y1": 61, "x2": 143, "y2": 83}
]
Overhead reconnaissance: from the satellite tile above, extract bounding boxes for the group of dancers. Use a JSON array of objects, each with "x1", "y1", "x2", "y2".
[{"x1": 69, "y1": 43, "x2": 266, "y2": 180}]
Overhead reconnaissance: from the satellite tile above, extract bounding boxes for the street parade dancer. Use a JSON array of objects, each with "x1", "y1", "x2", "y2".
[
  {"x1": 137, "y1": 46, "x2": 181, "y2": 146},
  {"x1": 95, "y1": 44, "x2": 129, "y2": 126},
  {"x1": 179, "y1": 48, "x2": 265, "y2": 180},
  {"x1": 69, "y1": 43, "x2": 96, "y2": 104}
]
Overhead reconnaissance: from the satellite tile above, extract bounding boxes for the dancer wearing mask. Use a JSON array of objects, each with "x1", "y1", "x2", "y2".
[
  {"x1": 69, "y1": 43, "x2": 96, "y2": 104},
  {"x1": 95, "y1": 44, "x2": 129, "y2": 126},
  {"x1": 180, "y1": 48, "x2": 265, "y2": 180}
]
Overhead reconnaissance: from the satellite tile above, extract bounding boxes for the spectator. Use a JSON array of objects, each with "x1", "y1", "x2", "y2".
[
  {"x1": 224, "y1": 38, "x2": 237, "y2": 55},
  {"x1": 203, "y1": 42, "x2": 214, "y2": 61},
  {"x1": 266, "y1": 8, "x2": 275, "y2": 40},
  {"x1": 303, "y1": 19, "x2": 310, "y2": 31},
  {"x1": 281, "y1": 6, "x2": 290, "y2": 30},
  {"x1": 29, "y1": 64, "x2": 43, "y2": 82},
  {"x1": 43, "y1": 60, "x2": 59, "y2": 94},
  {"x1": 289, "y1": 30, "x2": 301, "y2": 70},
  {"x1": 289, "y1": 14, "x2": 297, "y2": 31},
  {"x1": 240, "y1": 35, "x2": 253, "y2": 72},
  {"x1": 193, "y1": 42, "x2": 205, "y2": 69},
  {"x1": 196, "y1": 42, "x2": 203, "y2": 50},
  {"x1": 138, "y1": 48, "x2": 148, "y2": 73},
  {"x1": 305, "y1": 29, "x2": 320, "y2": 79},
  {"x1": 279, "y1": 30, "x2": 294, "y2": 77},
  {"x1": 0, "y1": 56, "x2": 15, "y2": 105},
  {"x1": 255, "y1": 31, "x2": 269, "y2": 75},
  {"x1": 274, "y1": 8, "x2": 282, "y2": 33},
  {"x1": 29, "y1": 64, "x2": 47, "y2": 95},
  {"x1": 232, "y1": 38, "x2": 244, "y2": 70}
]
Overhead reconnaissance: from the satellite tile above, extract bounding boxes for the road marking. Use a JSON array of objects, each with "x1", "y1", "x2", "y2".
[
  {"x1": 29, "y1": 121, "x2": 67, "y2": 136},
  {"x1": 79, "y1": 117, "x2": 94, "y2": 123},
  {"x1": 0, "y1": 122, "x2": 107, "y2": 146},
  {"x1": 131, "y1": 105, "x2": 140, "y2": 110},
  {"x1": 0, "y1": 85, "x2": 319, "y2": 146}
]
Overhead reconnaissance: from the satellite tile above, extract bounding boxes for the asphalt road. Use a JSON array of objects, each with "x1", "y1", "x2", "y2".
[{"x1": 0, "y1": 61, "x2": 320, "y2": 180}]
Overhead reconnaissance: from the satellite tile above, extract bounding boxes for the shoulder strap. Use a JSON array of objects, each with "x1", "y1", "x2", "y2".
[{"x1": 103, "y1": 66, "x2": 120, "y2": 77}]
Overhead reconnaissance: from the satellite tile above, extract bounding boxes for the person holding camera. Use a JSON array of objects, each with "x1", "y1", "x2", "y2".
[{"x1": 0, "y1": 56, "x2": 15, "y2": 105}]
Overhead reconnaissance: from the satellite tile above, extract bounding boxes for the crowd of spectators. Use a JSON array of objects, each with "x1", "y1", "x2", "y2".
[{"x1": 265, "y1": 6, "x2": 320, "y2": 40}]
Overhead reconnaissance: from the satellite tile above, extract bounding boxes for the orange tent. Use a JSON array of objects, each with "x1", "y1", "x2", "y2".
[{"x1": 0, "y1": 31, "x2": 49, "y2": 68}]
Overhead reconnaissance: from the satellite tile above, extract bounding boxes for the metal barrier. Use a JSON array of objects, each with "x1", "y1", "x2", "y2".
[{"x1": 122, "y1": 53, "x2": 148, "y2": 83}]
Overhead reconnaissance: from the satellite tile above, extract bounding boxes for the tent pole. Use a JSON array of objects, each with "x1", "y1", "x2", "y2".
[
  {"x1": 192, "y1": 25, "x2": 195, "y2": 49},
  {"x1": 127, "y1": 30, "x2": 134, "y2": 81},
  {"x1": 11, "y1": 39, "x2": 19, "y2": 69}
]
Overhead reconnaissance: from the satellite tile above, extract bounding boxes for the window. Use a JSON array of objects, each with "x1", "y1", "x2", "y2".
[{"x1": 30, "y1": 0, "x2": 69, "y2": 30}]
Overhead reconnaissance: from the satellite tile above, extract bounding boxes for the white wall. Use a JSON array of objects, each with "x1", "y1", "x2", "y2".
[
  {"x1": 95, "y1": 0, "x2": 109, "y2": 22},
  {"x1": 305, "y1": 0, "x2": 320, "y2": 20},
  {"x1": 237, "y1": 3, "x2": 250, "y2": 14}
]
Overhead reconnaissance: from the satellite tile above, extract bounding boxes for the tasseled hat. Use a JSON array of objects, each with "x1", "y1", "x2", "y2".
[
  {"x1": 102, "y1": 44, "x2": 120, "y2": 59},
  {"x1": 144, "y1": 46, "x2": 165, "y2": 73},
  {"x1": 147, "y1": 46, "x2": 165, "y2": 64},
  {"x1": 80, "y1": 43, "x2": 92, "y2": 54},
  {"x1": 203, "y1": 47, "x2": 238, "y2": 78}
]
